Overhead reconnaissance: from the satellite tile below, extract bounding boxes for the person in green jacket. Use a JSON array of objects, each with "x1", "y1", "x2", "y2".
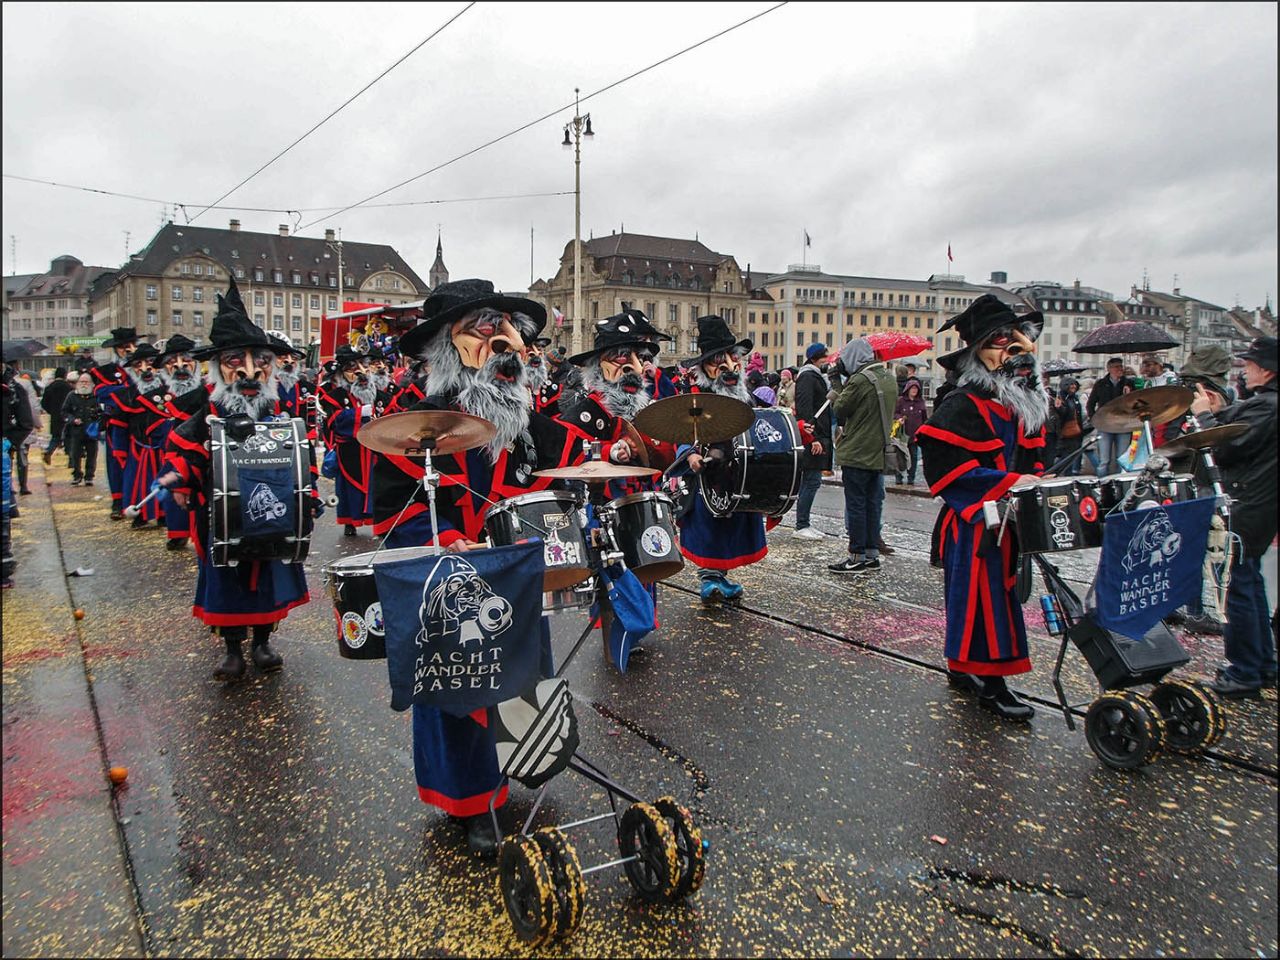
[{"x1": 828, "y1": 337, "x2": 898, "y2": 573}]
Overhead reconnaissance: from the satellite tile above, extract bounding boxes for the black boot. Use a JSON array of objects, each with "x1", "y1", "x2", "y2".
[
  {"x1": 456, "y1": 813, "x2": 500, "y2": 858},
  {"x1": 214, "y1": 635, "x2": 247, "y2": 683},
  {"x1": 344, "y1": 524, "x2": 357, "y2": 537},
  {"x1": 250, "y1": 626, "x2": 283, "y2": 672},
  {"x1": 946, "y1": 669, "x2": 985, "y2": 697},
  {"x1": 977, "y1": 675, "x2": 1035, "y2": 722},
  {"x1": 166, "y1": 537, "x2": 188, "y2": 551}
]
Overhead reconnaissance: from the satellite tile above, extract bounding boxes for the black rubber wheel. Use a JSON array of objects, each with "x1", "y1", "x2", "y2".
[
  {"x1": 1150, "y1": 679, "x2": 1218, "y2": 754},
  {"x1": 617, "y1": 801, "x2": 680, "y2": 902},
  {"x1": 496, "y1": 835, "x2": 557, "y2": 946},
  {"x1": 532, "y1": 827, "x2": 586, "y2": 940},
  {"x1": 653, "y1": 796, "x2": 706, "y2": 899},
  {"x1": 1191, "y1": 681, "x2": 1228, "y2": 748},
  {"x1": 1084, "y1": 691, "x2": 1165, "y2": 770}
]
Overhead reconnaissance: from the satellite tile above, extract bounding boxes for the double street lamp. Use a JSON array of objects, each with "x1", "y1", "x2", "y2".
[{"x1": 562, "y1": 88, "x2": 594, "y2": 353}]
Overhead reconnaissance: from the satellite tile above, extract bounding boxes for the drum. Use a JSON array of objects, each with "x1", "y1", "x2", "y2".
[
  {"x1": 700, "y1": 407, "x2": 803, "y2": 518},
  {"x1": 1159, "y1": 473, "x2": 1197, "y2": 504},
  {"x1": 1097, "y1": 473, "x2": 1137, "y2": 514},
  {"x1": 321, "y1": 546, "x2": 441, "y2": 660},
  {"x1": 484, "y1": 490, "x2": 592, "y2": 591},
  {"x1": 209, "y1": 416, "x2": 313, "y2": 568},
  {"x1": 601, "y1": 491, "x2": 684, "y2": 584},
  {"x1": 1010, "y1": 477, "x2": 1102, "y2": 554}
]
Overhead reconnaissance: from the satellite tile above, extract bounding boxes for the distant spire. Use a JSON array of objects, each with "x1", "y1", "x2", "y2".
[{"x1": 429, "y1": 230, "x2": 449, "y2": 290}]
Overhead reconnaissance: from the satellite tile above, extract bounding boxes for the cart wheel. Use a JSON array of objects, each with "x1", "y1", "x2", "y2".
[
  {"x1": 1190, "y1": 681, "x2": 1228, "y2": 748},
  {"x1": 1150, "y1": 679, "x2": 1219, "y2": 754},
  {"x1": 1084, "y1": 691, "x2": 1165, "y2": 770},
  {"x1": 533, "y1": 827, "x2": 586, "y2": 940},
  {"x1": 617, "y1": 801, "x2": 680, "y2": 902},
  {"x1": 653, "y1": 796, "x2": 706, "y2": 899},
  {"x1": 496, "y1": 835, "x2": 557, "y2": 946}
]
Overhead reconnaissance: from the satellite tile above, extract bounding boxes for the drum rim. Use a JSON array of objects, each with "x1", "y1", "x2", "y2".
[
  {"x1": 322, "y1": 545, "x2": 440, "y2": 574},
  {"x1": 486, "y1": 489, "x2": 584, "y2": 515},
  {"x1": 605, "y1": 490, "x2": 676, "y2": 509}
]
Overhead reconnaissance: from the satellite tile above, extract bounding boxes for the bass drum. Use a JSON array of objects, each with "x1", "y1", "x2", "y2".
[
  {"x1": 484, "y1": 490, "x2": 592, "y2": 591},
  {"x1": 321, "y1": 546, "x2": 441, "y2": 660},
  {"x1": 601, "y1": 491, "x2": 684, "y2": 584},
  {"x1": 700, "y1": 407, "x2": 803, "y2": 518}
]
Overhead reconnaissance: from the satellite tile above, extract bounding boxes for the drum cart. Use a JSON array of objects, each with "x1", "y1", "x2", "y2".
[{"x1": 1012, "y1": 455, "x2": 1229, "y2": 771}]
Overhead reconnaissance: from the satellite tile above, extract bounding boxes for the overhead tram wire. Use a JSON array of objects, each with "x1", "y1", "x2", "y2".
[
  {"x1": 296, "y1": 1, "x2": 790, "y2": 232},
  {"x1": 2, "y1": 174, "x2": 569, "y2": 215},
  {"x1": 185, "y1": 0, "x2": 477, "y2": 225}
]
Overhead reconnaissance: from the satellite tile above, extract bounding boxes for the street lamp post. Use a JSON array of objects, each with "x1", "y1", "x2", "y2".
[{"x1": 563, "y1": 88, "x2": 594, "y2": 355}]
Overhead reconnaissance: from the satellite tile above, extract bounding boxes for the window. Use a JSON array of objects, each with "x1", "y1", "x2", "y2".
[
  {"x1": 328, "y1": 274, "x2": 337, "y2": 288},
  {"x1": 646, "y1": 301, "x2": 657, "y2": 320},
  {"x1": 273, "y1": 293, "x2": 283, "y2": 308},
  {"x1": 194, "y1": 264, "x2": 203, "y2": 276},
  {"x1": 171, "y1": 311, "x2": 183, "y2": 326},
  {"x1": 888, "y1": 316, "x2": 895, "y2": 327},
  {"x1": 591, "y1": 301, "x2": 599, "y2": 320},
  {"x1": 291, "y1": 293, "x2": 302, "y2": 309},
  {"x1": 209, "y1": 266, "x2": 218, "y2": 279},
  {"x1": 193, "y1": 311, "x2": 204, "y2": 326},
  {"x1": 146, "y1": 310, "x2": 158, "y2": 326},
  {"x1": 292, "y1": 271, "x2": 301, "y2": 285},
  {"x1": 796, "y1": 331, "x2": 804, "y2": 346},
  {"x1": 145, "y1": 285, "x2": 157, "y2": 300},
  {"x1": 254, "y1": 268, "x2": 264, "y2": 282},
  {"x1": 874, "y1": 315, "x2": 882, "y2": 327},
  {"x1": 254, "y1": 313, "x2": 265, "y2": 327},
  {"x1": 291, "y1": 317, "x2": 302, "y2": 331},
  {"x1": 172, "y1": 286, "x2": 183, "y2": 301},
  {"x1": 748, "y1": 311, "x2": 756, "y2": 323},
  {"x1": 345, "y1": 277, "x2": 354, "y2": 288},
  {"x1": 826, "y1": 312, "x2": 834, "y2": 325},
  {"x1": 193, "y1": 287, "x2": 203, "y2": 302},
  {"x1": 914, "y1": 317, "x2": 921, "y2": 329},
  {"x1": 254, "y1": 291, "x2": 264, "y2": 306},
  {"x1": 234, "y1": 267, "x2": 245, "y2": 279},
  {"x1": 669, "y1": 303, "x2": 678, "y2": 324},
  {"x1": 310, "y1": 273, "x2": 319, "y2": 285},
  {"x1": 798, "y1": 311, "x2": 805, "y2": 322},
  {"x1": 310, "y1": 295, "x2": 320, "y2": 309},
  {"x1": 825, "y1": 332, "x2": 833, "y2": 347},
  {"x1": 760, "y1": 332, "x2": 769, "y2": 347},
  {"x1": 181, "y1": 262, "x2": 190, "y2": 275},
  {"x1": 327, "y1": 296, "x2": 337, "y2": 311},
  {"x1": 272, "y1": 315, "x2": 284, "y2": 330}
]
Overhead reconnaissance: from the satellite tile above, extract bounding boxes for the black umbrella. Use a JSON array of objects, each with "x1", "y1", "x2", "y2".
[
  {"x1": 2, "y1": 339, "x2": 51, "y2": 360},
  {"x1": 1072, "y1": 321, "x2": 1179, "y2": 354},
  {"x1": 1040, "y1": 357, "x2": 1087, "y2": 376}
]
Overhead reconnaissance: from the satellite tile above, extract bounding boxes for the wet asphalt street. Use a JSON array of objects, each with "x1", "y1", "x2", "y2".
[{"x1": 3, "y1": 459, "x2": 1277, "y2": 958}]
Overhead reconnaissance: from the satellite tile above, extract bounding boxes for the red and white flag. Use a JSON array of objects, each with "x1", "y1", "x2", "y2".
[
  {"x1": 947, "y1": 244, "x2": 953, "y2": 263},
  {"x1": 552, "y1": 307, "x2": 565, "y2": 327}
]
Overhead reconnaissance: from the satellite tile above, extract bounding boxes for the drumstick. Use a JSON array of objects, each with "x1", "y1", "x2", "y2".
[{"x1": 123, "y1": 486, "x2": 163, "y2": 519}]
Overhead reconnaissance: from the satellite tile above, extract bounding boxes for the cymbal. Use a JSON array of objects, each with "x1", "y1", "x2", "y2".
[
  {"x1": 1090, "y1": 385, "x2": 1193, "y2": 433},
  {"x1": 632, "y1": 393, "x2": 755, "y2": 446},
  {"x1": 1152, "y1": 422, "x2": 1250, "y2": 457},
  {"x1": 618, "y1": 419, "x2": 650, "y2": 467},
  {"x1": 533, "y1": 461, "x2": 661, "y2": 483},
  {"x1": 356, "y1": 410, "x2": 496, "y2": 456}
]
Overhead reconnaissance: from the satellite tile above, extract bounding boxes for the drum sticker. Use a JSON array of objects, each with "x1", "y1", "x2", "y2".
[
  {"x1": 1080, "y1": 496, "x2": 1098, "y2": 523},
  {"x1": 1046, "y1": 495, "x2": 1074, "y2": 549},
  {"x1": 342, "y1": 611, "x2": 368, "y2": 649},
  {"x1": 241, "y1": 433, "x2": 280, "y2": 454},
  {"x1": 540, "y1": 513, "x2": 583, "y2": 568},
  {"x1": 364, "y1": 602, "x2": 384, "y2": 637},
  {"x1": 753, "y1": 418, "x2": 784, "y2": 443},
  {"x1": 247, "y1": 483, "x2": 288, "y2": 522},
  {"x1": 641, "y1": 524, "x2": 673, "y2": 558},
  {"x1": 268, "y1": 427, "x2": 292, "y2": 443}
]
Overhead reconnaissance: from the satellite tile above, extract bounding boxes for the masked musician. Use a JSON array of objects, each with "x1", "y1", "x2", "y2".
[
  {"x1": 102, "y1": 343, "x2": 173, "y2": 531},
  {"x1": 157, "y1": 335, "x2": 208, "y2": 549},
  {"x1": 91, "y1": 326, "x2": 138, "y2": 520},
  {"x1": 677, "y1": 315, "x2": 769, "y2": 602},
  {"x1": 160, "y1": 280, "x2": 320, "y2": 682},
  {"x1": 526, "y1": 335, "x2": 559, "y2": 414},
  {"x1": 317, "y1": 345, "x2": 380, "y2": 537},
  {"x1": 368, "y1": 344, "x2": 395, "y2": 395},
  {"x1": 916, "y1": 294, "x2": 1047, "y2": 721},
  {"x1": 371, "y1": 278, "x2": 591, "y2": 857}
]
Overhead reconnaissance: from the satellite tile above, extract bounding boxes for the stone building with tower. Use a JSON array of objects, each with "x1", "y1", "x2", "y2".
[
  {"x1": 90, "y1": 221, "x2": 427, "y2": 350},
  {"x1": 3, "y1": 255, "x2": 115, "y2": 367},
  {"x1": 529, "y1": 231, "x2": 750, "y2": 358}
]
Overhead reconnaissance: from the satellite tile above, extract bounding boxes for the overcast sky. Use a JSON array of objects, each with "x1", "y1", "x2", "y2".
[{"x1": 3, "y1": 2, "x2": 1276, "y2": 312}]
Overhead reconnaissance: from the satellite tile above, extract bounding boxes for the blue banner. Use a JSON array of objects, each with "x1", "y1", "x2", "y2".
[
  {"x1": 373, "y1": 541, "x2": 545, "y2": 716},
  {"x1": 1095, "y1": 496, "x2": 1216, "y2": 641}
]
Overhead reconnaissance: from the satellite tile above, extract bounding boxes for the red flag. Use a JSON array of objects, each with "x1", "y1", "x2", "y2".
[{"x1": 947, "y1": 244, "x2": 953, "y2": 263}]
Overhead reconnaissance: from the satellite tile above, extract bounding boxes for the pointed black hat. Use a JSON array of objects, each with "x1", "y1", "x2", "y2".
[
  {"x1": 683, "y1": 315, "x2": 752, "y2": 368},
  {"x1": 567, "y1": 312, "x2": 661, "y2": 365},
  {"x1": 936, "y1": 294, "x2": 1043, "y2": 370},
  {"x1": 191, "y1": 278, "x2": 282, "y2": 360},
  {"x1": 160, "y1": 334, "x2": 198, "y2": 358},
  {"x1": 333, "y1": 344, "x2": 372, "y2": 366},
  {"x1": 101, "y1": 326, "x2": 139, "y2": 348},
  {"x1": 399, "y1": 278, "x2": 547, "y2": 359}
]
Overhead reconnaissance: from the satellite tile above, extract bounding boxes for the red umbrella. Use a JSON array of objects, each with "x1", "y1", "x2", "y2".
[{"x1": 864, "y1": 331, "x2": 931, "y2": 361}]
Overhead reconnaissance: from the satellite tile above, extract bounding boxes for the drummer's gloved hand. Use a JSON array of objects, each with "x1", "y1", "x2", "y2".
[
  {"x1": 360, "y1": 403, "x2": 373, "y2": 419},
  {"x1": 311, "y1": 498, "x2": 325, "y2": 519},
  {"x1": 608, "y1": 440, "x2": 633, "y2": 464},
  {"x1": 149, "y1": 479, "x2": 173, "y2": 505}
]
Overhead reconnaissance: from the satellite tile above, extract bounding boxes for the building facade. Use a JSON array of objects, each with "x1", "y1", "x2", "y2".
[
  {"x1": 529, "y1": 231, "x2": 750, "y2": 358},
  {"x1": 90, "y1": 221, "x2": 427, "y2": 353},
  {"x1": 3, "y1": 256, "x2": 114, "y2": 366},
  {"x1": 1012, "y1": 280, "x2": 1110, "y2": 373}
]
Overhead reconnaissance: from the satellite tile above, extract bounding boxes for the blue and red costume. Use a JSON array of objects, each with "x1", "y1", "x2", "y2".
[
  {"x1": 916, "y1": 387, "x2": 1046, "y2": 676},
  {"x1": 371, "y1": 393, "x2": 587, "y2": 816},
  {"x1": 110, "y1": 380, "x2": 172, "y2": 525},
  {"x1": 317, "y1": 382, "x2": 374, "y2": 528},
  {"x1": 90, "y1": 362, "x2": 129, "y2": 513}
]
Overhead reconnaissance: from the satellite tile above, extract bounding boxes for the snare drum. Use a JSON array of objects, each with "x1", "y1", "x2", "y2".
[
  {"x1": 1159, "y1": 473, "x2": 1197, "y2": 504},
  {"x1": 209, "y1": 416, "x2": 313, "y2": 568},
  {"x1": 701, "y1": 408, "x2": 803, "y2": 518},
  {"x1": 1010, "y1": 477, "x2": 1102, "y2": 554},
  {"x1": 484, "y1": 490, "x2": 592, "y2": 591},
  {"x1": 1097, "y1": 473, "x2": 1138, "y2": 514},
  {"x1": 601, "y1": 491, "x2": 684, "y2": 584}
]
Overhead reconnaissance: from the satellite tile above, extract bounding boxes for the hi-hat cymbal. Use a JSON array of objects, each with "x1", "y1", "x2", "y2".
[
  {"x1": 357, "y1": 410, "x2": 497, "y2": 456},
  {"x1": 1090, "y1": 385, "x2": 1194, "y2": 433},
  {"x1": 632, "y1": 393, "x2": 755, "y2": 446},
  {"x1": 1152, "y1": 422, "x2": 1250, "y2": 457},
  {"x1": 533, "y1": 461, "x2": 661, "y2": 482}
]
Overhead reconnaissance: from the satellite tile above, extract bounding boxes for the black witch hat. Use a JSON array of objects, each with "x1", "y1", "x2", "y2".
[
  {"x1": 683, "y1": 315, "x2": 753, "y2": 368},
  {"x1": 191, "y1": 279, "x2": 281, "y2": 360},
  {"x1": 101, "y1": 326, "x2": 139, "y2": 349},
  {"x1": 618, "y1": 307, "x2": 673, "y2": 342},
  {"x1": 333, "y1": 343, "x2": 372, "y2": 366},
  {"x1": 159, "y1": 334, "x2": 198, "y2": 359},
  {"x1": 399, "y1": 278, "x2": 547, "y2": 359},
  {"x1": 936, "y1": 294, "x2": 1043, "y2": 371},
  {"x1": 567, "y1": 312, "x2": 660, "y2": 365},
  {"x1": 125, "y1": 342, "x2": 163, "y2": 365}
]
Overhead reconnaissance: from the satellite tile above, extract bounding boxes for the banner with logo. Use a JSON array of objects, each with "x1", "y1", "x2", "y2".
[
  {"x1": 374, "y1": 541, "x2": 545, "y2": 716},
  {"x1": 1094, "y1": 497, "x2": 1216, "y2": 641}
]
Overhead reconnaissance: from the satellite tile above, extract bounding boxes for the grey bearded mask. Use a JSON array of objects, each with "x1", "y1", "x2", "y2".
[
  {"x1": 957, "y1": 349, "x2": 1049, "y2": 433},
  {"x1": 165, "y1": 367, "x2": 203, "y2": 396},
  {"x1": 583, "y1": 359, "x2": 649, "y2": 420},
  {"x1": 347, "y1": 375, "x2": 377, "y2": 405},
  {"x1": 209, "y1": 360, "x2": 280, "y2": 421},
  {"x1": 423, "y1": 327, "x2": 532, "y2": 464},
  {"x1": 525, "y1": 354, "x2": 549, "y2": 393},
  {"x1": 275, "y1": 364, "x2": 299, "y2": 392},
  {"x1": 127, "y1": 365, "x2": 161, "y2": 391},
  {"x1": 692, "y1": 363, "x2": 751, "y2": 404}
]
